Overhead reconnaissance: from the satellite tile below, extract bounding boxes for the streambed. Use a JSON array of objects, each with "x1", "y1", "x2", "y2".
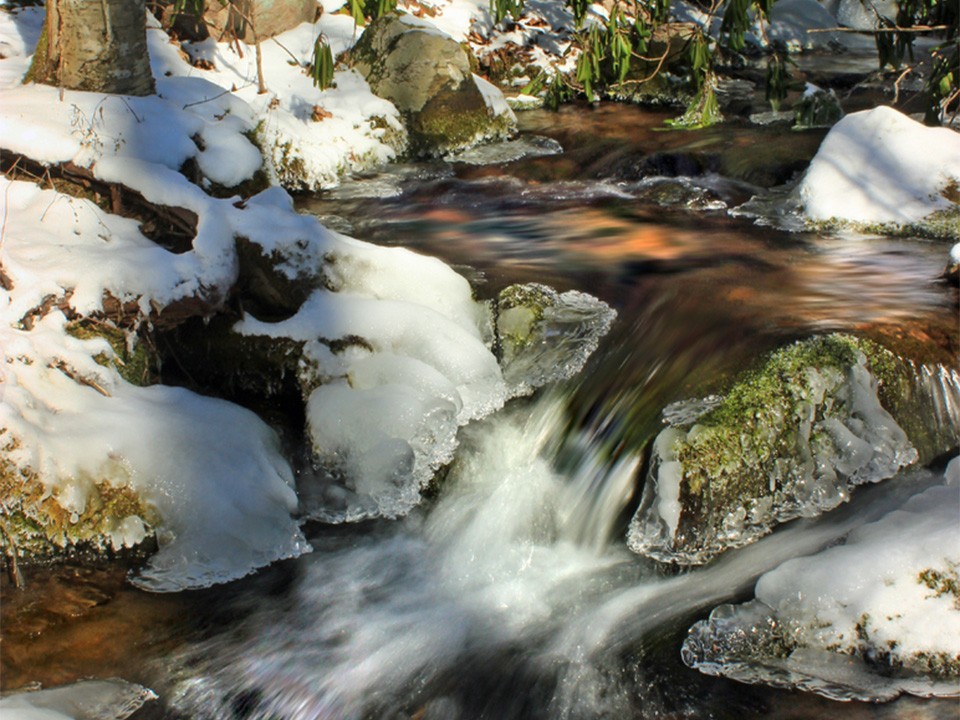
[{"x1": 2, "y1": 102, "x2": 957, "y2": 719}]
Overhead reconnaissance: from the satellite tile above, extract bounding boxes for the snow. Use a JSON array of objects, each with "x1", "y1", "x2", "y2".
[
  {"x1": 0, "y1": 306, "x2": 311, "y2": 592},
  {"x1": 799, "y1": 106, "x2": 960, "y2": 225},
  {"x1": 0, "y1": 5, "x2": 606, "y2": 584},
  {"x1": 236, "y1": 286, "x2": 510, "y2": 521},
  {"x1": 147, "y1": 17, "x2": 406, "y2": 190},
  {"x1": 754, "y1": 480, "x2": 960, "y2": 660},
  {"x1": 683, "y1": 471, "x2": 960, "y2": 700}
]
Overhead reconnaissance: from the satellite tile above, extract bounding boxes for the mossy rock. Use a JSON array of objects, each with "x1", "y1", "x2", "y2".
[
  {"x1": 164, "y1": 313, "x2": 305, "y2": 400},
  {"x1": 65, "y1": 320, "x2": 157, "y2": 387},
  {"x1": 349, "y1": 13, "x2": 515, "y2": 156},
  {"x1": 495, "y1": 283, "x2": 556, "y2": 364},
  {"x1": 0, "y1": 452, "x2": 158, "y2": 560},
  {"x1": 628, "y1": 333, "x2": 958, "y2": 565}
]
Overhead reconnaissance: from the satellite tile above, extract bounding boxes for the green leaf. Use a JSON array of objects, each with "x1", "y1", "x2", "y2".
[
  {"x1": 349, "y1": 0, "x2": 365, "y2": 25},
  {"x1": 311, "y1": 39, "x2": 335, "y2": 90}
]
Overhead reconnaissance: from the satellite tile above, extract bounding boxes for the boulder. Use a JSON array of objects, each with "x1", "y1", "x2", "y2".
[
  {"x1": 682, "y1": 475, "x2": 960, "y2": 700},
  {"x1": 628, "y1": 334, "x2": 960, "y2": 565},
  {"x1": 835, "y1": 0, "x2": 898, "y2": 30},
  {"x1": 350, "y1": 13, "x2": 516, "y2": 157},
  {"x1": 159, "y1": 0, "x2": 317, "y2": 43}
]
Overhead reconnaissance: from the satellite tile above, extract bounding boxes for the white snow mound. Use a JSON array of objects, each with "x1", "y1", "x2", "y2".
[{"x1": 799, "y1": 106, "x2": 960, "y2": 225}]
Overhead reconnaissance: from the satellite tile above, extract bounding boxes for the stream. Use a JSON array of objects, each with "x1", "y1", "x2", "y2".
[{"x1": 2, "y1": 103, "x2": 958, "y2": 719}]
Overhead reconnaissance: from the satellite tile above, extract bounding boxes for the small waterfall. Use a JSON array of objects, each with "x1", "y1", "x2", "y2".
[{"x1": 162, "y1": 387, "x2": 953, "y2": 720}]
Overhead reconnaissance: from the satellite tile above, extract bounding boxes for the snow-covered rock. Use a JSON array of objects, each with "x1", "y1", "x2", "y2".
[
  {"x1": 798, "y1": 106, "x2": 960, "y2": 227},
  {"x1": 0, "y1": 6, "x2": 612, "y2": 586},
  {"x1": 146, "y1": 14, "x2": 407, "y2": 190},
  {"x1": 682, "y1": 468, "x2": 960, "y2": 701}
]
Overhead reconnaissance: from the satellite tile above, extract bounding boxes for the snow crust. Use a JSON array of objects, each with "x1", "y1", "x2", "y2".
[{"x1": 799, "y1": 106, "x2": 960, "y2": 225}]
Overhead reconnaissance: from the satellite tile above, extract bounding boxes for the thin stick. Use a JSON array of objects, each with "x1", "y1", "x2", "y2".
[{"x1": 807, "y1": 25, "x2": 950, "y2": 33}]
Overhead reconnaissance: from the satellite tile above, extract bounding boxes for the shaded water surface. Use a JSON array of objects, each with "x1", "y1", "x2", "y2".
[{"x1": 2, "y1": 103, "x2": 957, "y2": 719}]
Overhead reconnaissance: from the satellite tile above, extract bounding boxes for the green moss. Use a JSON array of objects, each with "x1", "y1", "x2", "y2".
[
  {"x1": 65, "y1": 320, "x2": 156, "y2": 386},
  {"x1": 21, "y1": 21, "x2": 48, "y2": 85},
  {"x1": 496, "y1": 284, "x2": 555, "y2": 360},
  {"x1": 807, "y1": 205, "x2": 960, "y2": 241},
  {"x1": 679, "y1": 334, "x2": 863, "y2": 503},
  {"x1": 413, "y1": 100, "x2": 508, "y2": 156},
  {"x1": 0, "y1": 451, "x2": 157, "y2": 558}
]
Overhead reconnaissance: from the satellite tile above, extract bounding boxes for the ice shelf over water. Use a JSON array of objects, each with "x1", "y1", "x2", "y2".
[{"x1": 0, "y1": 679, "x2": 157, "y2": 720}]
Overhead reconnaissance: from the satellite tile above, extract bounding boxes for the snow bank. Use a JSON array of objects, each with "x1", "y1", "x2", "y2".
[
  {"x1": 799, "y1": 106, "x2": 960, "y2": 225},
  {"x1": 147, "y1": 15, "x2": 406, "y2": 190},
  {"x1": 0, "y1": 4, "x2": 613, "y2": 588},
  {"x1": 683, "y1": 466, "x2": 960, "y2": 701}
]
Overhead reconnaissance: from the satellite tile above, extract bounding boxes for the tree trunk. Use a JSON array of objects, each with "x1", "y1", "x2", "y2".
[{"x1": 26, "y1": 0, "x2": 155, "y2": 96}]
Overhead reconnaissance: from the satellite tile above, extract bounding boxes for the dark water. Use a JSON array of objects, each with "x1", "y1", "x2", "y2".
[{"x1": 2, "y1": 103, "x2": 957, "y2": 719}]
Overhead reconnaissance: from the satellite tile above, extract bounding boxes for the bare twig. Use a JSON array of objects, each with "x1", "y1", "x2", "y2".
[
  {"x1": 270, "y1": 36, "x2": 304, "y2": 66},
  {"x1": 180, "y1": 84, "x2": 254, "y2": 109},
  {"x1": 892, "y1": 65, "x2": 912, "y2": 104},
  {"x1": 53, "y1": 360, "x2": 112, "y2": 397},
  {"x1": 807, "y1": 24, "x2": 950, "y2": 33}
]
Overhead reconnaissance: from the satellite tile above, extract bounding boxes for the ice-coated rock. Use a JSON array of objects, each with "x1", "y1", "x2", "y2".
[
  {"x1": 0, "y1": 680, "x2": 157, "y2": 720},
  {"x1": 627, "y1": 334, "x2": 952, "y2": 566}
]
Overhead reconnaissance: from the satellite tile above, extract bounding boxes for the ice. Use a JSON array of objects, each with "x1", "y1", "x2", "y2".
[
  {"x1": 0, "y1": 680, "x2": 156, "y2": 720},
  {"x1": 628, "y1": 349, "x2": 919, "y2": 565},
  {"x1": 683, "y1": 477, "x2": 960, "y2": 701},
  {"x1": 239, "y1": 282, "x2": 614, "y2": 523},
  {"x1": 497, "y1": 285, "x2": 617, "y2": 396},
  {"x1": 0, "y1": 312, "x2": 311, "y2": 592},
  {"x1": 446, "y1": 134, "x2": 563, "y2": 165}
]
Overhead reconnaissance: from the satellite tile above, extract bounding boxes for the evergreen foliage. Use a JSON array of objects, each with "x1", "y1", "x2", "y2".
[{"x1": 491, "y1": 0, "x2": 958, "y2": 128}]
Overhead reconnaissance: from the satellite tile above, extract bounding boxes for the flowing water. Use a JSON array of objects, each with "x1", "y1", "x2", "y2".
[{"x1": 2, "y1": 103, "x2": 958, "y2": 719}]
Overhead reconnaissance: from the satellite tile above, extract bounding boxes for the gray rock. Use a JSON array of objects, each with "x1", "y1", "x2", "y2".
[
  {"x1": 350, "y1": 13, "x2": 516, "y2": 157},
  {"x1": 835, "y1": 0, "x2": 898, "y2": 30},
  {"x1": 160, "y1": 0, "x2": 317, "y2": 43}
]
